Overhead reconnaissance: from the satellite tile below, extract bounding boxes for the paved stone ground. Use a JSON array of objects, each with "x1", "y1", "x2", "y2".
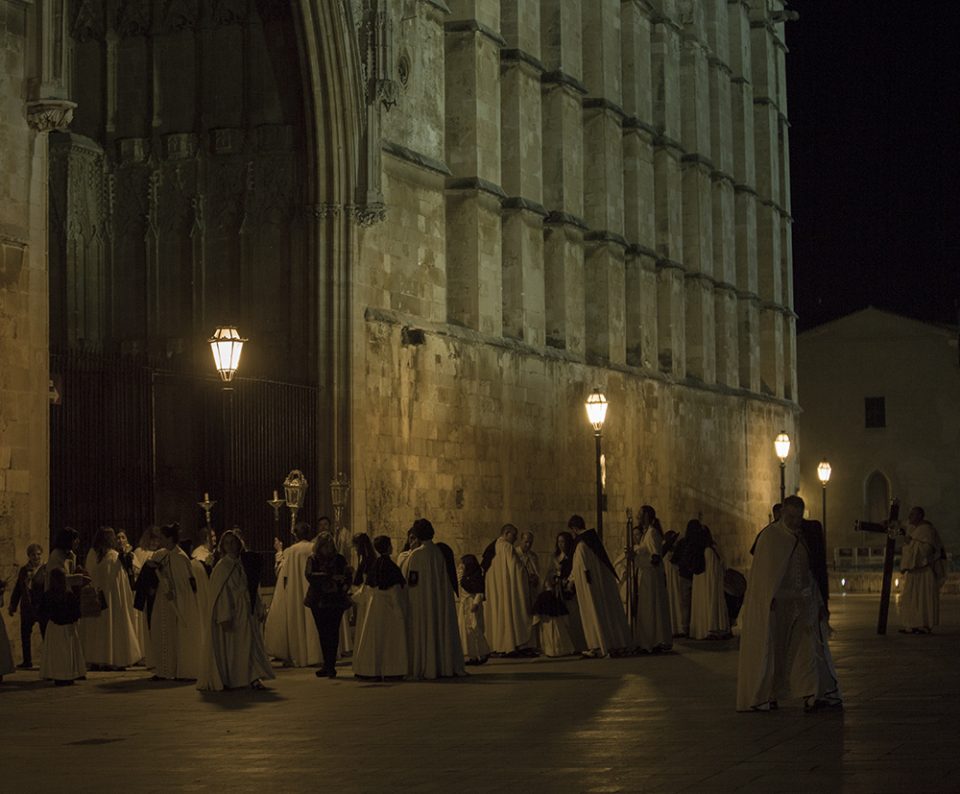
[{"x1": 1, "y1": 595, "x2": 958, "y2": 793}]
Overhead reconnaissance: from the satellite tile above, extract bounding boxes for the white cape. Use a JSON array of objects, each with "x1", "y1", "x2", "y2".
[
  {"x1": 484, "y1": 537, "x2": 533, "y2": 653},
  {"x1": 401, "y1": 540, "x2": 466, "y2": 679},
  {"x1": 353, "y1": 584, "x2": 409, "y2": 678},
  {"x1": 458, "y1": 593, "x2": 491, "y2": 660},
  {"x1": 571, "y1": 532, "x2": 631, "y2": 655},
  {"x1": 690, "y1": 547, "x2": 730, "y2": 640},
  {"x1": 901, "y1": 521, "x2": 946, "y2": 630},
  {"x1": 616, "y1": 532, "x2": 673, "y2": 651},
  {"x1": 150, "y1": 546, "x2": 201, "y2": 680},
  {"x1": 264, "y1": 540, "x2": 322, "y2": 666},
  {"x1": 80, "y1": 549, "x2": 142, "y2": 667},
  {"x1": 665, "y1": 552, "x2": 690, "y2": 636},
  {"x1": 132, "y1": 547, "x2": 155, "y2": 667},
  {"x1": 736, "y1": 521, "x2": 841, "y2": 711},
  {"x1": 197, "y1": 556, "x2": 275, "y2": 691},
  {"x1": 40, "y1": 622, "x2": 86, "y2": 681}
]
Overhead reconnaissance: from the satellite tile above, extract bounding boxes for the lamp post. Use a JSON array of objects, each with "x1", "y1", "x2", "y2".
[
  {"x1": 817, "y1": 458, "x2": 832, "y2": 554},
  {"x1": 283, "y1": 469, "x2": 308, "y2": 538},
  {"x1": 774, "y1": 431, "x2": 791, "y2": 503},
  {"x1": 585, "y1": 388, "x2": 608, "y2": 542},
  {"x1": 209, "y1": 326, "x2": 246, "y2": 531},
  {"x1": 330, "y1": 472, "x2": 351, "y2": 555}
]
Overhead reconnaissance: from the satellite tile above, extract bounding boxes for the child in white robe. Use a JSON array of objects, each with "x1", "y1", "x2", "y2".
[
  {"x1": 352, "y1": 536, "x2": 409, "y2": 680},
  {"x1": 532, "y1": 532, "x2": 585, "y2": 657},
  {"x1": 197, "y1": 531, "x2": 274, "y2": 691},
  {"x1": 38, "y1": 568, "x2": 86, "y2": 685},
  {"x1": 457, "y1": 554, "x2": 490, "y2": 665}
]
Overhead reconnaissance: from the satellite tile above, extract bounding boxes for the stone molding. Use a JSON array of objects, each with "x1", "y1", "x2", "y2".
[
  {"x1": 500, "y1": 48, "x2": 545, "y2": 75},
  {"x1": 543, "y1": 210, "x2": 588, "y2": 231},
  {"x1": 444, "y1": 176, "x2": 507, "y2": 199},
  {"x1": 443, "y1": 19, "x2": 507, "y2": 48},
  {"x1": 26, "y1": 100, "x2": 77, "y2": 132},
  {"x1": 381, "y1": 140, "x2": 451, "y2": 176},
  {"x1": 541, "y1": 70, "x2": 588, "y2": 96},
  {"x1": 501, "y1": 196, "x2": 548, "y2": 217},
  {"x1": 584, "y1": 229, "x2": 629, "y2": 249}
]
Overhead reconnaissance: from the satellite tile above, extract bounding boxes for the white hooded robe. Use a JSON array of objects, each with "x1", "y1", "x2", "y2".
[
  {"x1": 484, "y1": 537, "x2": 533, "y2": 653},
  {"x1": 264, "y1": 540, "x2": 322, "y2": 666},
  {"x1": 571, "y1": 531, "x2": 631, "y2": 655},
  {"x1": 80, "y1": 549, "x2": 142, "y2": 667}
]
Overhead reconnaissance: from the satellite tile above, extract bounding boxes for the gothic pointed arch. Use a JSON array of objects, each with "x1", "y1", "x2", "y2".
[{"x1": 864, "y1": 470, "x2": 892, "y2": 523}]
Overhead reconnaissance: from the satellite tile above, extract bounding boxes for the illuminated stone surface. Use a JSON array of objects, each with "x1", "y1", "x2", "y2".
[{"x1": 1, "y1": 596, "x2": 956, "y2": 792}]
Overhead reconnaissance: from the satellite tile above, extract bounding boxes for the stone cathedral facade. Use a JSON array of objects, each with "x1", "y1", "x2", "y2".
[{"x1": 0, "y1": 0, "x2": 798, "y2": 584}]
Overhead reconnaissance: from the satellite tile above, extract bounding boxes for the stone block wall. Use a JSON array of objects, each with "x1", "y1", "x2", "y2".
[
  {"x1": 0, "y1": 0, "x2": 53, "y2": 661},
  {"x1": 352, "y1": 0, "x2": 799, "y2": 562}
]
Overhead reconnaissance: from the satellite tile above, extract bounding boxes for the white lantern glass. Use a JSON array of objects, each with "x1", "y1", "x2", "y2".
[
  {"x1": 817, "y1": 459, "x2": 832, "y2": 485},
  {"x1": 585, "y1": 389, "x2": 609, "y2": 432},
  {"x1": 209, "y1": 326, "x2": 247, "y2": 382},
  {"x1": 774, "y1": 431, "x2": 791, "y2": 462}
]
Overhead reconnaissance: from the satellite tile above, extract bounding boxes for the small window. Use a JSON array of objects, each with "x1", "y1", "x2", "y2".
[{"x1": 865, "y1": 397, "x2": 886, "y2": 428}]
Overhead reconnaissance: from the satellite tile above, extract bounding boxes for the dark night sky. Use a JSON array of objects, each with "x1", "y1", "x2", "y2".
[{"x1": 786, "y1": 2, "x2": 960, "y2": 331}]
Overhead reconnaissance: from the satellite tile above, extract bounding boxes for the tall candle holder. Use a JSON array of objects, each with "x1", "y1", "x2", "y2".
[
  {"x1": 198, "y1": 492, "x2": 216, "y2": 535},
  {"x1": 267, "y1": 487, "x2": 285, "y2": 538}
]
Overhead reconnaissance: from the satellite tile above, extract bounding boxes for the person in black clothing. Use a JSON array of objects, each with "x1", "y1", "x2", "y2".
[
  {"x1": 305, "y1": 531, "x2": 353, "y2": 679},
  {"x1": 8, "y1": 544, "x2": 47, "y2": 668},
  {"x1": 351, "y1": 533, "x2": 377, "y2": 587}
]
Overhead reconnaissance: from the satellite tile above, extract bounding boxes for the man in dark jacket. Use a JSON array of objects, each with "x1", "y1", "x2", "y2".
[{"x1": 8, "y1": 544, "x2": 47, "y2": 668}]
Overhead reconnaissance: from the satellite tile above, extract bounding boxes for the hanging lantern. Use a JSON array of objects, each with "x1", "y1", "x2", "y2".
[{"x1": 209, "y1": 326, "x2": 247, "y2": 383}]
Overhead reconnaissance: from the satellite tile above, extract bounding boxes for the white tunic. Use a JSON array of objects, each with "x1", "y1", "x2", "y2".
[
  {"x1": 689, "y1": 547, "x2": 731, "y2": 640},
  {"x1": 458, "y1": 592, "x2": 491, "y2": 660},
  {"x1": 665, "y1": 550, "x2": 691, "y2": 636},
  {"x1": 132, "y1": 547, "x2": 155, "y2": 666},
  {"x1": 40, "y1": 622, "x2": 86, "y2": 681},
  {"x1": 616, "y1": 530, "x2": 674, "y2": 651},
  {"x1": 150, "y1": 546, "x2": 201, "y2": 680},
  {"x1": 80, "y1": 549, "x2": 142, "y2": 667},
  {"x1": 197, "y1": 556, "x2": 275, "y2": 691},
  {"x1": 264, "y1": 540, "x2": 322, "y2": 666},
  {"x1": 484, "y1": 537, "x2": 533, "y2": 653},
  {"x1": 571, "y1": 532, "x2": 631, "y2": 655},
  {"x1": 736, "y1": 521, "x2": 841, "y2": 711},
  {"x1": 401, "y1": 540, "x2": 466, "y2": 679},
  {"x1": 353, "y1": 584, "x2": 409, "y2": 678},
  {"x1": 900, "y1": 520, "x2": 946, "y2": 630}
]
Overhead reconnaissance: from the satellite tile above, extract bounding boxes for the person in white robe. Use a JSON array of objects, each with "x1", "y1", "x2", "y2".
[
  {"x1": 46, "y1": 527, "x2": 84, "y2": 590},
  {"x1": 663, "y1": 530, "x2": 691, "y2": 637},
  {"x1": 395, "y1": 527, "x2": 420, "y2": 568},
  {"x1": 191, "y1": 526, "x2": 216, "y2": 573},
  {"x1": 484, "y1": 524, "x2": 534, "y2": 655},
  {"x1": 197, "y1": 531, "x2": 274, "y2": 691},
  {"x1": 680, "y1": 520, "x2": 732, "y2": 641},
  {"x1": 352, "y1": 536, "x2": 409, "y2": 679},
  {"x1": 568, "y1": 515, "x2": 631, "y2": 657},
  {"x1": 132, "y1": 528, "x2": 159, "y2": 667},
  {"x1": 400, "y1": 519, "x2": 466, "y2": 679},
  {"x1": 80, "y1": 528, "x2": 141, "y2": 670},
  {"x1": 38, "y1": 568, "x2": 86, "y2": 685},
  {"x1": 616, "y1": 507, "x2": 673, "y2": 652},
  {"x1": 264, "y1": 523, "x2": 322, "y2": 667},
  {"x1": 737, "y1": 496, "x2": 842, "y2": 712},
  {"x1": 899, "y1": 506, "x2": 947, "y2": 634},
  {"x1": 532, "y1": 532, "x2": 586, "y2": 657},
  {"x1": 457, "y1": 554, "x2": 490, "y2": 664},
  {"x1": 147, "y1": 523, "x2": 202, "y2": 680}
]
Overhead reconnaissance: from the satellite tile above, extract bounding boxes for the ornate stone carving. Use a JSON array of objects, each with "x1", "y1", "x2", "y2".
[
  {"x1": 211, "y1": 128, "x2": 244, "y2": 155},
  {"x1": 162, "y1": 0, "x2": 198, "y2": 32},
  {"x1": 117, "y1": 0, "x2": 151, "y2": 37},
  {"x1": 117, "y1": 137, "x2": 149, "y2": 164},
  {"x1": 26, "y1": 100, "x2": 77, "y2": 132},
  {"x1": 212, "y1": 0, "x2": 247, "y2": 26},
  {"x1": 311, "y1": 203, "x2": 343, "y2": 220},
  {"x1": 72, "y1": 0, "x2": 106, "y2": 42},
  {"x1": 163, "y1": 133, "x2": 198, "y2": 160},
  {"x1": 352, "y1": 203, "x2": 386, "y2": 226}
]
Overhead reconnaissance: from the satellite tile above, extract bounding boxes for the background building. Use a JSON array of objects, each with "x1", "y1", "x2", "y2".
[
  {"x1": 1, "y1": 0, "x2": 799, "y2": 630},
  {"x1": 798, "y1": 307, "x2": 960, "y2": 563}
]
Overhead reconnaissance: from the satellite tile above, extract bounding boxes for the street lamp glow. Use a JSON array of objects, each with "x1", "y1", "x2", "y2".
[
  {"x1": 817, "y1": 459, "x2": 832, "y2": 485},
  {"x1": 209, "y1": 326, "x2": 247, "y2": 383},
  {"x1": 774, "y1": 431, "x2": 791, "y2": 462},
  {"x1": 585, "y1": 389, "x2": 609, "y2": 432}
]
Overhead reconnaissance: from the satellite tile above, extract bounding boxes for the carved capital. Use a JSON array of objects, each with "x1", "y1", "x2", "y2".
[
  {"x1": 27, "y1": 100, "x2": 77, "y2": 133},
  {"x1": 311, "y1": 203, "x2": 343, "y2": 220},
  {"x1": 352, "y1": 203, "x2": 386, "y2": 226},
  {"x1": 376, "y1": 78, "x2": 399, "y2": 110}
]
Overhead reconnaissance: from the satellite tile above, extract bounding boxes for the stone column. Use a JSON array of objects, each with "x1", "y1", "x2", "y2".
[
  {"x1": 500, "y1": 4, "x2": 545, "y2": 345},
  {"x1": 444, "y1": 2, "x2": 503, "y2": 336},
  {"x1": 541, "y1": 0, "x2": 586, "y2": 356},
  {"x1": 729, "y1": 0, "x2": 760, "y2": 392},
  {"x1": 581, "y1": 0, "x2": 626, "y2": 366},
  {"x1": 621, "y1": 0, "x2": 657, "y2": 369},
  {"x1": 751, "y1": 3, "x2": 784, "y2": 398},
  {"x1": 679, "y1": 5, "x2": 715, "y2": 384},
  {"x1": 707, "y1": 1, "x2": 738, "y2": 388},
  {"x1": 652, "y1": 12, "x2": 684, "y2": 377}
]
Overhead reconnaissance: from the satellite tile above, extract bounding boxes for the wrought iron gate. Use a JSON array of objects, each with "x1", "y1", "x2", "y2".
[{"x1": 50, "y1": 350, "x2": 319, "y2": 574}]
